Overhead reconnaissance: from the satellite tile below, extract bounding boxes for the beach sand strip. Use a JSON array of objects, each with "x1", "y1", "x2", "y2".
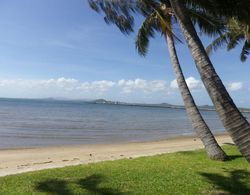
[{"x1": 0, "y1": 134, "x2": 233, "y2": 177}]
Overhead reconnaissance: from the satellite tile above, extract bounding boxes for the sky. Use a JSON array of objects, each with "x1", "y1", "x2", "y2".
[{"x1": 0, "y1": 0, "x2": 249, "y2": 107}]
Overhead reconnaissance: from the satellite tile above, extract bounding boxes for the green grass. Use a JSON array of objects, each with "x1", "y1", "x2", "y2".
[{"x1": 0, "y1": 146, "x2": 249, "y2": 195}]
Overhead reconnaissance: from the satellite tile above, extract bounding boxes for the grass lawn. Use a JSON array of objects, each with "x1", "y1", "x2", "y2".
[{"x1": 0, "y1": 145, "x2": 249, "y2": 195}]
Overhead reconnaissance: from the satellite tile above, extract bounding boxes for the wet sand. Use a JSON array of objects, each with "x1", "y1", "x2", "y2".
[{"x1": 0, "y1": 134, "x2": 233, "y2": 177}]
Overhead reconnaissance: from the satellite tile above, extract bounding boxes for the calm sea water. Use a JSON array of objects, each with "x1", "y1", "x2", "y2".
[{"x1": 0, "y1": 98, "x2": 249, "y2": 149}]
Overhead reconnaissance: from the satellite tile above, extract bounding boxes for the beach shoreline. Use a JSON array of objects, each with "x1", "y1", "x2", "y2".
[
  {"x1": 0, "y1": 134, "x2": 233, "y2": 177},
  {"x1": 0, "y1": 132, "x2": 227, "y2": 151}
]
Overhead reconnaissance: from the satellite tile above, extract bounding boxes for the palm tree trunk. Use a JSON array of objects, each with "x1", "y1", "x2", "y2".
[
  {"x1": 169, "y1": 0, "x2": 250, "y2": 162},
  {"x1": 165, "y1": 34, "x2": 227, "y2": 160}
]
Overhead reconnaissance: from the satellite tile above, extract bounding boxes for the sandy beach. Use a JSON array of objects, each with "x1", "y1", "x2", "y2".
[{"x1": 0, "y1": 134, "x2": 233, "y2": 177}]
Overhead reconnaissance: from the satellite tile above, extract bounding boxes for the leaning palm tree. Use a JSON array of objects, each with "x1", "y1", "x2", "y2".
[
  {"x1": 88, "y1": 0, "x2": 227, "y2": 160},
  {"x1": 89, "y1": 0, "x2": 250, "y2": 162},
  {"x1": 169, "y1": 0, "x2": 250, "y2": 162},
  {"x1": 137, "y1": 5, "x2": 227, "y2": 160},
  {"x1": 207, "y1": 18, "x2": 250, "y2": 62}
]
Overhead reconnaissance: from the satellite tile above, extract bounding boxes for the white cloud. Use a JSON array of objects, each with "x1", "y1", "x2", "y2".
[
  {"x1": 170, "y1": 79, "x2": 178, "y2": 89},
  {"x1": 170, "y1": 76, "x2": 204, "y2": 90},
  {"x1": 79, "y1": 80, "x2": 115, "y2": 92},
  {"x1": 39, "y1": 78, "x2": 79, "y2": 90},
  {"x1": 0, "y1": 77, "x2": 168, "y2": 99},
  {"x1": 227, "y1": 82, "x2": 243, "y2": 92},
  {"x1": 117, "y1": 79, "x2": 167, "y2": 94}
]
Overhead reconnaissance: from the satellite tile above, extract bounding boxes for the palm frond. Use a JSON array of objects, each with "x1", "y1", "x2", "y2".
[
  {"x1": 240, "y1": 40, "x2": 250, "y2": 62},
  {"x1": 136, "y1": 0, "x2": 158, "y2": 16},
  {"x1": 88, "y1": 0, "x2": 137, "y2": 34},
  {"x1": 154, "y1": 9, "x2": 182, "y2": 43},
  {"x1": 206, "y1": 16, "x2": 249, "y2": 62},
  {"x1": 185, "y1": 0, "x2": 250, "y2": 24},
  {"x1": 227, "y1": 34, "x2": 245, "y2": 50},
  {"x1": 187, "y1": 8, "x2": 226, "y2": 37},
  {"x1": 206, "y1": 33, "x2": 229, "y2": 55},
  {"x1": 135, "y1": 14, "x2": 157, "y2": 56}
]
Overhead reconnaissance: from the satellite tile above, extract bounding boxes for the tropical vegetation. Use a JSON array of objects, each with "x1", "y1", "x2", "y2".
[
  {"x1": 135, "y1": 1, "x2": 227, "y2": 160},
  {"x1": 169, "y1": 0, "x2": 250, "y2": 162},
  {"x1": 88, "y1": 0, "x2": 250, "y2": 161},
  {"x1": 207, "y1": 17, "x2": 250, "y2": 62}
]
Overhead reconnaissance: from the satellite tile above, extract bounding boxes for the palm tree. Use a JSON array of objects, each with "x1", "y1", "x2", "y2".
[
  {"x1": 166, "y1": 35, "x2": 227, "y2": 160},
  {"x1": 207, "y1": 18, "x2": 250, "y2": 62},
  {"x1": 169, "y1": 0, "x2": 250, "y2": 162},
  {"x1": 136, "y1": 2, "x2": 227, "y2": 160},
  {"x1": 88, "y1": 0, "x2": 228, "y2": 160}
]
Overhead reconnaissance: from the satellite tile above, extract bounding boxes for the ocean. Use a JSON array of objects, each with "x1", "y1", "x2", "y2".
[{"x1": 0, "y1": 98, "x2": 249, "y2": 149}]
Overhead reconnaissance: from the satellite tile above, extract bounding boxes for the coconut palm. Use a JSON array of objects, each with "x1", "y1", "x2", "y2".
[
  {"x1": 207, "y1": 18, "x2": 250, "y2": 62},
  {"x1": 88, "y1": 0, "x2": 228, "y2": 160},
  {"x1": 136, "y1": 2, "x2": 227, "y2": 160},
  {"x1": 169, "y1": 0, "x2": 250, "y2": 162}
]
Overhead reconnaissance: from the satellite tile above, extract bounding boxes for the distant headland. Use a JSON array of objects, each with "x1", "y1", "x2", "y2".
[{"x1": 91, "y1": 99, "x2": 250, "y2": 113}]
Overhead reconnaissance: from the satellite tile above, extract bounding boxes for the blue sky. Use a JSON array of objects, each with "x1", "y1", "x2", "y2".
[{"x1": 0, "y1": 0, "x2": 249, "y2": 107}]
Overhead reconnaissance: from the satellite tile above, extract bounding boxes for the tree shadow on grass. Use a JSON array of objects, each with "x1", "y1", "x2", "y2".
[
  {"x1": 36, "y1": 179, "x2": 73, "y2": 195},
  {"x1": 200, "y1": 169, "x2": 250, "y2": 195},
  {"x1": 35, "y1": 174, "x2": 126, "y2": 195},
  {"x1": 226, "y1": 155, "x2": 243, "y2": 161},
  {"x1": 177, "y1": 149, "x2": 243, "y2": 162},
  {"x1": 78, "y1": 174, "x2": 126, "y2": 195}
]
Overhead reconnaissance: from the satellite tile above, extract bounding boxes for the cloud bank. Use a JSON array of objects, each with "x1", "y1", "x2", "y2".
[
  {"x1": 0, "y1": 77, "x2": 168, "y2": 99},
  {"x1": 0, "y1": 77, "x2": 244, "y2": 101}
]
